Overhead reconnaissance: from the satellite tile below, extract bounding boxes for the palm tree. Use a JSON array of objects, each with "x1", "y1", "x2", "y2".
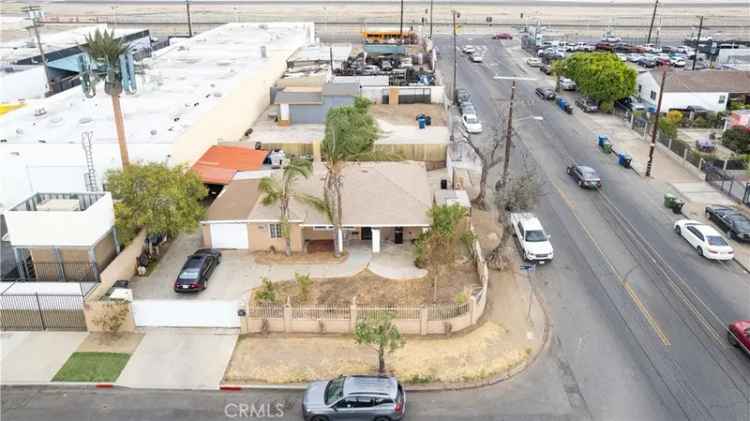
[
  {"x1": 82, "y1": 29, "x2": 130, "y2": 167},
  {"x1": 258, "y1": 158, "x2": 327, "y2": 256}
]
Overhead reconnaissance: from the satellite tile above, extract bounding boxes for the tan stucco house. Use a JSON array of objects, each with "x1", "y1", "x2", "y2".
[{"x1": 200, "y1": 161, "x2": 433, "y2": 253}]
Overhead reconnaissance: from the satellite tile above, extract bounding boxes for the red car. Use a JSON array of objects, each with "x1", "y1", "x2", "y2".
[
  {"x1": 728, "y1": 320, "x2": 750, "y2": 354},
  {"x1": 493, "y1": 32, "x2": 512, "y2": 40}
]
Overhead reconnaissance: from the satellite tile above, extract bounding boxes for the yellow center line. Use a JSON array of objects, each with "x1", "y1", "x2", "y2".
[{"x1": 550, "y1": 181, "x2": 671, "y2": 348}]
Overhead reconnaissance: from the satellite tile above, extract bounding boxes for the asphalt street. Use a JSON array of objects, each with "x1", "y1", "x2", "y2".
[{"x1": 3, "y1": 36, "x2": 750, "y2": 421}]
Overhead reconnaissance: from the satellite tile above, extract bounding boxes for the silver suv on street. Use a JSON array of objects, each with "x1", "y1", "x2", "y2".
[{"x1": 302, "y1": 375, "x2": 406, "y2": 421}]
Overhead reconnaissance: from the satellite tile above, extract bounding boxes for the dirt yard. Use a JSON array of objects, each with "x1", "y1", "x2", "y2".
[
  {"x1": 252, "y1": 250, "x2": 348, "y2": 265},
  {"x1": 370, "y1": 104, "x2": 447, "y2": 126},
  {"x1": 259, "y1": 260, "x2": 479, "y2": 306}
]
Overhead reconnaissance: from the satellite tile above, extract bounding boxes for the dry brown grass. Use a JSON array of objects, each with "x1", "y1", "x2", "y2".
[{"x1": 252, "y1": 250, "x2": 348, "y2": 265}]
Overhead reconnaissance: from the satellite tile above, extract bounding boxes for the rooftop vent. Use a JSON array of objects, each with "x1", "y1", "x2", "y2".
[
  {"x1": 260, "y1": 46, "x2": 267, "y2": 58},
  {"x1": 79, "y1": 117, "x2": 93, "y2": 125},
  {"x1": 34, "y1": 107, "x2": 47, "y2": 117}
]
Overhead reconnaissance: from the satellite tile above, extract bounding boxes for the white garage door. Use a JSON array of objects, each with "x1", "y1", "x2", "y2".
[{"x1": 209, "y1": 223, "x2": 248, "y2": 249}]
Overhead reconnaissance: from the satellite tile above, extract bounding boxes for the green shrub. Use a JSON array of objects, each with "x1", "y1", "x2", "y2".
[
  {"x1": 294, "y1": 272, "x2": 313, "y2": 303},
  {"x1": 693, "y1": 116, "x2": 710, "y2": 128},
  {"x1": 254, "y1": 278, "x2": 278, "y2": 304},
  {"x1": 599, "y1": 100, "x2": 614, "y2": 114},
  {"x1": 722, "y1": 127, "x2": 750, "y2": 154}
]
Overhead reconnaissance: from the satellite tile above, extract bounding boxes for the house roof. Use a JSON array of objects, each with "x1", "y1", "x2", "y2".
[
  {"x1": 248, "y1": 161, "x2": 432, "y2": 226},
  {"x1": 274, "y1": 90, "x2": 323, "y2": 105},
  {"x1": 649, "y1": 70, "x2": 750, "y2": 93},
  {"x1": 204, "y1": 179, "x2": 261, "y2": 221},
  {"x1": 191, "y1": 146, "x2": 269, "y2": 185},
  {"x1": 322, "y1": 82, "x2": 359, "y2": 97}
]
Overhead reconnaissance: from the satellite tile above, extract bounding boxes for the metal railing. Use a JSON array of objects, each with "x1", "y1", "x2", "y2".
[{"x1": 0, "y1": 282, "x2": 95, "y2": 331}]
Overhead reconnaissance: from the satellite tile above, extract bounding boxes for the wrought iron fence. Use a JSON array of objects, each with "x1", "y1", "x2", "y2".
[
  {"x1": 1, "y1": 262, "x2": 97, "y2": 283},
  {"x1": 705, "y1": 164, "x2": 750, "y2": 207},
  {"x1": 291, "y1": 305, "x2": 350, "y2": 320},
  {"x1": 0, "y1": 284, "x2": 93, "y2": 331}
]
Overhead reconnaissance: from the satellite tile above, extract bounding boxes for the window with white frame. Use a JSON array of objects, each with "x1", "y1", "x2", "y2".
[
  {"x1": 269, "y1": 224, "x2": 282, "y2": 238},
  {"x1": 719, "y1": 95, "x2": 726, "y2": 104}
]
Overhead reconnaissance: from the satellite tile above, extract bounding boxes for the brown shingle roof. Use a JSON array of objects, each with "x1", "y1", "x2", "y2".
[
  {"x1": 654, "y1": 70, "x2": 750, "y2": 93},
  {"x1": 204, "y1": 179, "x2": 260, "y2": 221}
]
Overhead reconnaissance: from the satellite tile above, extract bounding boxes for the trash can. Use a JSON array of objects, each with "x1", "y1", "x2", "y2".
[
  {"x1": 425, "y1": 115, "x2": 432, "y2": 126},
  {"x1": 664, "y1": 193, "x2": 676, "y2": 209},
  {"x1": 418, "y1": 117, "x2": 426, "y2": 129},
  {"x1": 597, "y1": 135, "x2": 609, "y2": 147},
  {"x1": 602, "y1": 143, "x2": 612, "y2": 154},
  {"x1": 672, "y1": 199, "x2": 685, "y2": 214},
  {"x1": 618, "y1": 153, "x2": 632, "y2": 168}
]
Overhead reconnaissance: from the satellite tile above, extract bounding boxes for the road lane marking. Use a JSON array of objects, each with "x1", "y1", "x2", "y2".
[
  {"x1": 549, "y1": 180, "x2": 671, "y2": 347},
  {"x1": 624, "y1": 282, "x2": 672, "y2": 347}
]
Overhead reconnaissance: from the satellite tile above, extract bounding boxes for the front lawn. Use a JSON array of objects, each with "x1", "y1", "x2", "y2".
[{"x1": 52, "y1": 352, "x2": 131, "y2": 382}]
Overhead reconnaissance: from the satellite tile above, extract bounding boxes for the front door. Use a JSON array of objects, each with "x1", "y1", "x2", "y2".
[{"x1": 361, "y1": 227, "x2": 372, "y2": 240}]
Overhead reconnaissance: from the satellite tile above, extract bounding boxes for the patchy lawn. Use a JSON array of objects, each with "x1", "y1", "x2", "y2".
[
  {"x1": 52, "y1": 352, "x2": 131, "y2": 382},
  {"x1": 253, "y1": 250, "x2": 348, "y2": 265},
  {"x1": 257, "y1": 258, "x2": 479, "y2": 306}
]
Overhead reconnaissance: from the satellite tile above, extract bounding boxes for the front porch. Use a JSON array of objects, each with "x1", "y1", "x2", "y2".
[{"x1": 301, "y1": 225, "x2": 427, "y2": 254}]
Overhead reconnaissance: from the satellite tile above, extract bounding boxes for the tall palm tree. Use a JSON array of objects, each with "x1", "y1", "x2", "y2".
[
  {"x1": 259, "y1": 158, "x2": 327, "y2": 256},
  {"x1": 82, "y1": 29, "x2": 130, "y2": 167}
]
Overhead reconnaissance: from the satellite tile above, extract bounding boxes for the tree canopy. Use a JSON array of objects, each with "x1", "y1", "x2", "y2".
[
  {"x1": 321, "y1": 97, "x2": 379, "y2": 162},
  {"x1": 354, "y1": 312, "x2": 405, "y2": 374},
  {"x1": 557, "y1": 52, "x2": 637, "y2": 105},
  {"x1": 106, "y1": 163, "x2": 207, "y2": 245}
]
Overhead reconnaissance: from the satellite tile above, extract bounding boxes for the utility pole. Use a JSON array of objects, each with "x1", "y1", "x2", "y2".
[
  {"x1": 185, "y1": 0, "x2": 193, "y2": 37},
  {"x1": 646, "y1": 0, "x2": 659, "y2": 44},
  {"x1": 692, "y1": 16, "x2": 704, "y2": 71},
  {"x1": 646, "y1": 70, "x2": 667, "y2": 178},
  {"x1": 23, "y1": 5, "x2": 53, "y2": 96},
  {"x1": 452, "y1": 10, "x2": 459, "y2": 104},
  {"x1": 399, "y1": 0, "x2": 405, "y2": 43},
  {"x1": 500, "y1": 81, "x2": 516, "y2": 188},
  {"x1": 429, "y1": 0, "x2": 434, "y2": 39}
]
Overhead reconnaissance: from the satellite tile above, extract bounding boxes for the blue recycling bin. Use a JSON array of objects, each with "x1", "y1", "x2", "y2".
[
  {"x1": 618, "y1": 152, "x2": 632, "y2": 168},
  {"x1": 417, "y1": 117, "x2": 426, "y2": 129},
  {"x1": 597, "y1": 134, "x2": 609, "y2": 147}
]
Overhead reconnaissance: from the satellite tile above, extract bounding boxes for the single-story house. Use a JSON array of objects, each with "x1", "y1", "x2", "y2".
[
  {"x1": 191, "y1": 145, "x2": 269, "y2": 186},
  {"x1": 274, "y1": 83, "x2": 360, "y2": 125},
  {"x1": 201, "y1": 161, "x2": 432, "y2": 253},
  {"x1": 636, "y1": 70, "x2": 750, "y2": 113}
]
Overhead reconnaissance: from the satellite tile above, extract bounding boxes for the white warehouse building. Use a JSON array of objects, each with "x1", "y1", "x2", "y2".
[{"x1": 0, "y1": 22, "x2": 315, "y2": 211}]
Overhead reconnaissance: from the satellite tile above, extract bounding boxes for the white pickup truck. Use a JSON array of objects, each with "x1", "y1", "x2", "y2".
[{"x1": 510, "y1": 213, "x2": 554, "y2": 263}]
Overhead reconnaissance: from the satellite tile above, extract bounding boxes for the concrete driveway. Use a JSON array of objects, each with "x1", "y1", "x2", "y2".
[
  {"x1": 1, "y1": 331, "x2": 87, "y2": 384},
  {"x1": 116, "y1": 329, "x2": 237, "y2": 389}
]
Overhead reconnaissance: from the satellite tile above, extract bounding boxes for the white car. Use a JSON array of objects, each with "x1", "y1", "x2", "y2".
[
  {"x1": 510, "y1": 213, "x2": 554, "y2": 263},
  {"x1": 526, "y1": 57, "x2": 542, "y2": 67},
  {"x1": 462, "y1": 45, "x2": 476, "y2": 54},
  {"x1": 559, "y1": 77, "x2": 577, "y2": 91},
  {"x1": 471, "y1": 53, "x2": 483, "y2": 63},
  {"x1": 462, "y1": 113, "x2": 483, "y2": 134},
  {"x1": 616, "y1": 53, "x2": 627, "y2": 62},
  {"x1": 674, "y1": 219, "x2": 735, "y2": 261}
]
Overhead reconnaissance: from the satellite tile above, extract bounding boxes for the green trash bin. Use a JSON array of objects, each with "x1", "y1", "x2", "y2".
[
  {"x1": 664, "y1": 193, "x2": 676, "y2": 209},
  {"x1": 602, "y1": 142, "x2": 612, "y2": 154}
]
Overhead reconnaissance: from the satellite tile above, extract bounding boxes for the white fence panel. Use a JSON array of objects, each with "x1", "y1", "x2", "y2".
[{"x1": 132, "y1": 299, "x2": 240, "y2": 328}]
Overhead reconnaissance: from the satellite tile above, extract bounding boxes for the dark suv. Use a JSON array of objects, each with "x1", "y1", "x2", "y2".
[
  {"x1": 303, "y1": 375, "x2": 406, "y2": 421},
  {"x1": 567, "y1": 164, "x2": 602, "y2": 189},
  {"x1": 575, "y1": 97, "x2": 599, "y2": 113},
  {"x1": 535, "y1": 87, "x2": 556, "y2": 100},
  {"x1": 705, "y1": 205, "x2": 750, "y2": 242}
]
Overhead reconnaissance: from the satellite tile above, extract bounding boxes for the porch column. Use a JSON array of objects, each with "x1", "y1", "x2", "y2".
[
  {"x1": 371, "y1": 228, "x2": 381, "y2": 253},
  {"x1": 336, "y1": 228, "x2": 344, "y2": 254}
]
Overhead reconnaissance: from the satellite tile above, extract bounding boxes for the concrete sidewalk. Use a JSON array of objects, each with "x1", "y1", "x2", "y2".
[{"x1": 1, "y1": 331, "x2": 87, "y2": 384}]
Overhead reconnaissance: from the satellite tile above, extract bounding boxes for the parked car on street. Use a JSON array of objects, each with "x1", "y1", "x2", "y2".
[
  {"x1": 174, "y1": 249, "x2": 222, "y2": 292},
  {"x1": 673, "y1": 220, "x2": 735, "y2": 260},
  {"x1": 638, "y1": 57, "x2": 657, "y2": 68},
  {"x1": 302, "y1": 375, "x2": 406, "y2": 421},
  {"x1": 627, "y1": 53, "x2": 643, "y2": 62},
  {"x1": 535, "y1": 87, "x2": 556, "y2": 100},
  {"x1": 462, "y1": 112, "x2": 483, "y2": 134},
  {"x1": 567, "y1": 164, "x2": 601, "y2": 189},
  {"x1": 728, "y1": 320, "x2": 750, "y2": 354},
  {"x1": 526, "y1": 57, "x2": 543, "y2": 67},
  {"x1": 539, "y1": 63, "x2": 553, "y2": 75},
  {"x1": 493, "y1": 32, "x2": 513, "y2": 40},
  {"x1": 575, "y1": 97, "x2": 599, "y2": 113},
  {"x1": 460, "y1": 102, "x2": 476, "y2": 115},
  {"x1": 616, "y1": 53, "x2": 628, "y2": 62},
  {"x1": 670, "y1": 57, "x2": 687, "y2": 67},
  {"x1": 559, "y1": 77, "x2": 577, "y2": 91},
  {"x1": 471, "y1": 53, "x2": 484, "y2": 63},
  {"x1": 705, "y1": 205, "x2": 750, "y2": 242},
  {"x1": 462, "y1": 45, "x2": 476, "y2": 54},
  {"x1": 510, "y1": 213, "x2": 554, "y2": 263},
  {"x1": 455, "y1": 88, "x2": 471, "y2": 105}
]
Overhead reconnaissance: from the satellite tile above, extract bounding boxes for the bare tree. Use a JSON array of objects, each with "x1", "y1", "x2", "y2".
[
  {"x1": 486, "y1": 152, "x2": 544, "y2": 270},
  {"x1": 463, "y1": 126, "x2": 505, "y2": 210}
]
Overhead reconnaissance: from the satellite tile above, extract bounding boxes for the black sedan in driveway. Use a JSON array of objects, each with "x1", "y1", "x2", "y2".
[
  {"x1": 567, "y1": 165, "x2": 602, "y2": 189},
  {"x1": 705, "y1": 205, "x2": 750, "y2": 242},
  {"x1": 174, "y1": 249, "x2": 222, "y2": 292},
  {"x1": 535, "y1": 87, "x2": 556, "y2": 100}
]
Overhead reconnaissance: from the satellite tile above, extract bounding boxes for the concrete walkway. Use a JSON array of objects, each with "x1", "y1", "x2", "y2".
[
  {"x1": 368, "y1": 242, "x2": 427, "y2": 280},
  {"x1": 1, "y1": 331, "x2": 87, "y2": 384}
]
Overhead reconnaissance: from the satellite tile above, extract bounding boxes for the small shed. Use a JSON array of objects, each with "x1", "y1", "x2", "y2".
[{"x1": 275, "y1": 83, "x2": 360, "y2": 125}]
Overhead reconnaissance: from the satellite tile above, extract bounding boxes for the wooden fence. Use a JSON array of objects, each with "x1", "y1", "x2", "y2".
[{"x1": 244, "y1": 224, "x2": 489, "y2": 335}]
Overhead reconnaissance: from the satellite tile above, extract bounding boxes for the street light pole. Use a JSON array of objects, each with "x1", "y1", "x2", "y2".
[
  {"x1": 23, "y1": 6, "x2": 53, "y2": 96},
  {"x1": 429, "y1": 0, "x2": 434, "y2": 39},
  {"x1": 185, "y1": 0, "x2": 193, "y2": 37},
  {"x1": 692, "y1": 16, "x2": 704, "y2": 71},
  {"x1": 399, "y1": 0, "x2": 405, "y2": 43},
  {"x1": 452, "y1": 10, "x2": 458, "y2": 104},
  {"x1": 646, "y1": 0, "x2": 659, "y2": 45},
  {"x1": 646, "y1": 69, "x2": 667, "y2": 178},
  {"x1": 500, "y1": 81, "x2": 516, "y2": 189}
]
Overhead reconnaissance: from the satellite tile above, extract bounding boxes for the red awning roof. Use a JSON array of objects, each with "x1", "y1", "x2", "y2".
[{"x1": 191, "y1": 146, "x2": 268, "y2": 185}]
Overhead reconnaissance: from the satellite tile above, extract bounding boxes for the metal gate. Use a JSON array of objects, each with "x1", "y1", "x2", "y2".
[
  {"x1": 0, "y1": 282, "x2": 94, "y2": 331},
  {"x1": 705, "y1": 164, "x2": 750, "y2": 208},
  {"x1": 132, "y1": 300, "x2": 240, "y2": 328}
]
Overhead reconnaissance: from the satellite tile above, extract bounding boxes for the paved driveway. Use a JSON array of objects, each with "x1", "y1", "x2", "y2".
[
  {"x1": 116, "y1": 329, "x2": 237, "y2": 389},
  {"x1": 1, "y1": 331, "x2": 87, "y2": 384}
]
